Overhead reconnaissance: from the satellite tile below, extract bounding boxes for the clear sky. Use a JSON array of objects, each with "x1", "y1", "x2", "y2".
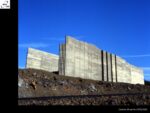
[{"x1": 19, "y1": 0, "x2": 150, "y2": 81}]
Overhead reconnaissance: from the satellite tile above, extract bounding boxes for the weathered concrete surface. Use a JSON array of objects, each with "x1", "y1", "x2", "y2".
[
  {"x1": 26, "y1": 48, "x2": 59, "y2": 72},
  {"x1": 111, "y1": 54, "x2": 117, "y2": 82},
  {"x1": 107, "y1": 53, "x2": 112, "y2": 82},
  {"x1": 131, "y1": 65, "x2": 144, "y2": 85},
  {"x1": 59, "y1": 36, "x2": 102, "y2": 81},
  {"x1": 116, "y1": 56, "x2": 127, "y2": 83},
  {"x1": 59, "y1": 44, "x2": 66, "y2": 75},
  {"x1": 124, "y1": 63, "x2": 131, "y2": 84},
  {"x1": 103, "y1": 51, "x2": 108, "y2": 81},
  {"x1": 116, "y1": 56, "x2": 144, "y2": 84},
  {"x1": 59, "y1": 36, "x2": 144, "y2": 85},
  {"x1": 25, "y1": 36, "x2": 144, "y2": 85}
]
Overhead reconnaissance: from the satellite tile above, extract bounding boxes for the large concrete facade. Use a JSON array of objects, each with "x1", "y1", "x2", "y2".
[
  {"x1": 26, "y1": 48, "x2": 59, "y2": 72},
  {"x1": 59, "y1": 36, "x2": 144, "y2": 85},
  {"x1": 59, "y1": 36, "x2": 103, "y2": 81},
  {"x1": 25, "y1": 36, "x2": 144, "y2": 85}
]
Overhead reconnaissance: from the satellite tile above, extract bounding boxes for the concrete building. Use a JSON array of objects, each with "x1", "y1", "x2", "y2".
[{"x1": 26, "y1": 36, "x2": 144, "y2": 85}]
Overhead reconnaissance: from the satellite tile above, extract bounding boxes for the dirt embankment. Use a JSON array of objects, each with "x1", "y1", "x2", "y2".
[{"x1": 18, "y1": 68, "x2": 150, "y2": 105}]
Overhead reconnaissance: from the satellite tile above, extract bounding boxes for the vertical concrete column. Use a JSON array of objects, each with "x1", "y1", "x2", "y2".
[
  {"x1": 101, "y1": 50, "x2": 104, "y2": 81},
  {"x1": 115, "y1": 55, "x2": 118, "y2": 82},
  {"x1": 103, "y1": 51, "x2": 107, "y2": 81},
  {"x1": 59, "y1": 44, "x2": 62, "y2": 75},
  {"x1": 111, "y1": 54, "x2": 116, "y2": 82},
  {"x1": 98, "y1": 50, "x2": 102, "y2": 81},
  {"x1": 106, "y1": 52, "x2": 108, "y2": 81},
  {"x1": 107, "y1": 53, "x2": 112, "y2": 82},
  {"x1": 110, "y1": 54, "x2": 113, "y2": 82},
  {"x1": 59, "y1": 44, "x2": 65, "y2": 75}
]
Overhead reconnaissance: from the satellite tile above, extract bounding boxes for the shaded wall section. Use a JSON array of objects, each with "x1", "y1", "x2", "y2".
[
  {"x1": 26, "y1": 48, "x2": 59, "y2": 72},
  {"x1": 102, "y1": 51, "x2": 108, "y2": 81}
]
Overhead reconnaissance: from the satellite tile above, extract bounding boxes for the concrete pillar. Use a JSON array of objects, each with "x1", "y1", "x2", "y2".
[
  {"x1": 103, "y1": 51, "x2": 107, "y2": 81},
  {"x1": 107, "y1": 52, "x2": 112, "y2": 82},
  {"x1": 111, "y1": 54, "x2": 116, "y2": 82},
  {"x1": 59, "y1": 44, "x2": 65, "y2": 75}
]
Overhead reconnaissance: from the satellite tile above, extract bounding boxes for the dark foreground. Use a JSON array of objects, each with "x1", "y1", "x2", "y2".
[{"x1": 19, "y1": 93, "x2": 150, "y2": 105}]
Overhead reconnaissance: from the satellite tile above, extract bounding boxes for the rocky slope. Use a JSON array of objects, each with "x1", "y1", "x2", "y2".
[{"x1": 18, "y1": 68, "x2": 150, "y2": 105}]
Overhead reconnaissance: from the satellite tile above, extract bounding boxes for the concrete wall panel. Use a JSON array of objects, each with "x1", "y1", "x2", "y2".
[
  {"x1": 131, "y1": 65, "x2": 144, "y2": 84},
  {"x1": 26, "y1": 48, "x2": 59, "y2": 72},
  {"x1": 125, "y1": 63, "x2": 131, "y2": 84},
  {"x1": 25, "y1": 36, "x2": 144, "y2": 85},
  {"x1": 60, "y1": 36, "x2": 102, "y2": 81},
  {"x1": 116, "y1": 56, "x2": 126, "y2": 83}
]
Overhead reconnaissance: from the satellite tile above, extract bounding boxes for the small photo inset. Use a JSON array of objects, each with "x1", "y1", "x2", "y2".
[{"x1": 0, "y1": 0, "x2": 10, "y2": 9}]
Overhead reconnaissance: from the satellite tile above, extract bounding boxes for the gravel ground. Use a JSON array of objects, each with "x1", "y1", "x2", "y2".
[
  {"x1": 18, "y1": 68, "x2": 150, "y2": 105},
  {"x1": 18, "y1": 94, "x2": 150, "y2": 105}
]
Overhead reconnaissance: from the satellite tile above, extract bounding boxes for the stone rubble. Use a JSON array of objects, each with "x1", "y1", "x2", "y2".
[{"x1": 18, "y1": 68, "x2": 150, "y2": 105}]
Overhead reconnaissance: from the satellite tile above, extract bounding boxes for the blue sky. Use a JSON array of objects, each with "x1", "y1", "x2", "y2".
[{"x1": 19, "y1": 0, "x2": 150, "y2": 81}]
